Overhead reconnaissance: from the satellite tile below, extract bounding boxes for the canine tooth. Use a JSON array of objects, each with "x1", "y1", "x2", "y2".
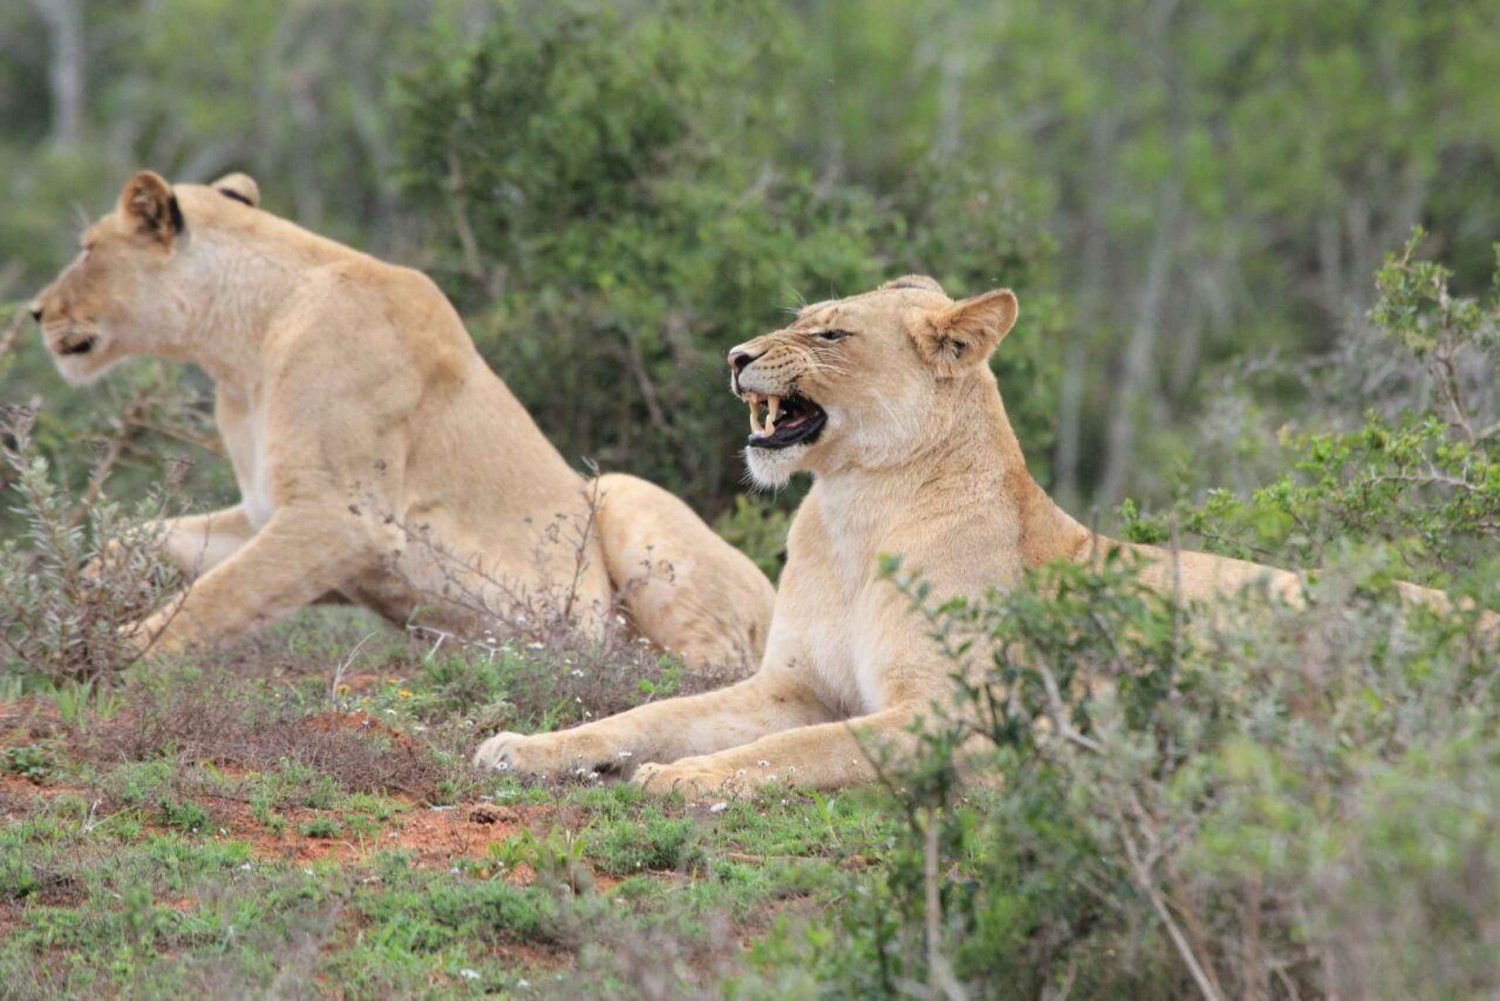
[{"x1": 766, "y1": 395, "x2": 781, "y2": 434}]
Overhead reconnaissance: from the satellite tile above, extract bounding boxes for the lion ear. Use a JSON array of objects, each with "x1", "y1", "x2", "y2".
[
  {"x1": 915, "y1": 288, "x2": 1018, "y2": 374},
  {"x1": 211, "y1": 171, "x2": 260, "y2": 208},
  {"x1": 119, "y1": 170, "x2": 182, "y2": 245}
]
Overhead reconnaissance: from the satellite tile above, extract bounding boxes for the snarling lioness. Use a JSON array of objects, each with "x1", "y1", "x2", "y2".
[
  {"x1": 30, "y1": 170, "x2": 774, "y2": 666},
  {"x1": 474, "y1": 274, "x2": 1494, "y2": 793}
]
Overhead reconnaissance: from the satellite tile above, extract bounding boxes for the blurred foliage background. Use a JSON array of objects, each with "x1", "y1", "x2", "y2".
[{"x1": 2, "y1": 0, "x2": 1499, "y2": 534}]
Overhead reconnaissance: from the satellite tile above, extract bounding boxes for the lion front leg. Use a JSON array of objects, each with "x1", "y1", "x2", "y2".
[
  {"x1": 472, "y1": 670, "x2": 836, "y2": 779},
  {"x1": 155, "y1": 505, "x2": 257, "y2": 578},
  {"x1": 125, "y1": 505, "x2": 373, "y2": 656},
  {"x1": 631, "y1": 706, "x2": 926, "y2": 797},
  {"x1": 87, "y1": 504, "x2": 253, "y2": 586}
]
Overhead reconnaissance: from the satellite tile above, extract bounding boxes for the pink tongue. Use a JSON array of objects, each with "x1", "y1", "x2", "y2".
[{"x1": 780, "y1": 415, "x2": 807, "y2": 428}]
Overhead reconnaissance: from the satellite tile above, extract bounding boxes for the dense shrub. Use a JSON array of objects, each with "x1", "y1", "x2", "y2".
[
  {"x1": 1122, "y1": 230, "x2": 1500, "y2": 589},
  {"x1": 0, "y1": 403, "x2": 185, "y2": 680},
  {"x1": 393, "y1": 0, "x2": 1063, "y2": 514}
]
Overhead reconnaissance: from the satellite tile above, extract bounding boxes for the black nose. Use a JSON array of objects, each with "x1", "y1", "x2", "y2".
[
  {"x1": 729, "y1": 350, "x2": 756, "y2": 374},
  {"x1": 29, "y1": 304, "x2": 42, "y2": 322}
]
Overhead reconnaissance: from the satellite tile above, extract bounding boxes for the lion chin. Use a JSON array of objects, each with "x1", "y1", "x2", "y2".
[{"x1": 744, "y1": 442, "x2": 805, "y2": 489}]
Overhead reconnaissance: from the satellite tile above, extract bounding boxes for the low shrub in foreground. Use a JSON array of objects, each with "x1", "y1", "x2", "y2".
[{"x1": 758, "y1": 552, "x2": 1499, "y2": 1000}]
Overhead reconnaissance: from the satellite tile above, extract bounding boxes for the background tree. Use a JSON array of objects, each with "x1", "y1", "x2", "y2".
[{"x1": 2, "y1": 0, "x2": 1498, "y2": 530}]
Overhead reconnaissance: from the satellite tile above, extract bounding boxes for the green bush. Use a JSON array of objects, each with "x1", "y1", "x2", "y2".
[
  {"x1": 393, "y1": 0, "x2": 1062, "y2": 515},
  {"x1": 1124, "y1": 230, "x2": 1500, "y2": 589}
]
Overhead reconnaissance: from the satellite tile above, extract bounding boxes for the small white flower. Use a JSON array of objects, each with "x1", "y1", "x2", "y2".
[
  {"x1": 450, "y1": 866, "x2": 461, "y2": 874},
  {"x1": 303, "y1": 868, "x2": 314, "y2": 876},
  {"x1": 239, "y1": 863, "x2": 253, "y2": 871},
  {"x1": 615, "y1": 750, "x2": 633, "y2": 759},
  {"x1": 528, "y1": 641, "x2": 545, "y2": 650},
  {"x1": 709, "y1": 801, "x2": 728, "y2": 814},
  {"x1": 518, "y1": 979, "x2": 530, "y2": 989},
  {"x1": 570, "y1": 669, "x2": 585, "y2": 678},
  {"x1": 459, "y1": 968, "x2": 480, "y2": 981},
  {"x1": 757, "y1": 760, "x2": 770, "y2": 768}
]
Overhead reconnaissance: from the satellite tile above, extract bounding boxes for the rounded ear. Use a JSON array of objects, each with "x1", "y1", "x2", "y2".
[
  {"x1": 915, "y1": 288, "x2": 1019, "y2": 375},
  {"x1": 211, "y1": 171, "x2": 260, "y2": 208},
  {"x1": 119, "y1": 170, "x2": 182, "y2": 244}
]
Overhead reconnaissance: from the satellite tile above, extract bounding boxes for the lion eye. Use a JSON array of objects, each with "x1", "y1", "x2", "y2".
[{"x1": 817, "y1": 329, "x2": 851, "y2": 342}]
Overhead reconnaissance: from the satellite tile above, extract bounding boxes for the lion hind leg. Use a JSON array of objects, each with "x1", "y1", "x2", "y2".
[
  {"x1": 631, "y1": 705, "x2": 928, "y2": 796},
  {"x1": 473, "y1": 669, "x2": 835, "y2": 777},
  {"x1": 592, "y1": 473, "x2": 775, "y2": 672}
]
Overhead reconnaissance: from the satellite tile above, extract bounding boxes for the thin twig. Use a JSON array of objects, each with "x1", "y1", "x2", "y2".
[
  {"x1": 67, "y1": 390, "x2": 151, "y2": 528},
  {"x1": 1114, "y1": 803, "x2": 1223, "y2": 1001},
  {"x1": 0, "y1": 304, "x2": 26, "y2": 366},
  {"x1": 125, "y1": 417, "x2": 225, "y2": 456},
  {"x1": 623, "y1": 328, "x2": 670, "y2": 433},
  {"x1": 330, "y1": 632, "x2": 378, "y2": 705},
  {"x1": 1033, "y1": 650, "x2": 1104, "y2": 753},
  {"x1": 923, "y1": 807, "x2": 968, "y2": 1001}
]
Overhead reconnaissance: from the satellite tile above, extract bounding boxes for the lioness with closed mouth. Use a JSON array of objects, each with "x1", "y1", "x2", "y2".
[
  {"x1": 474, "y1": 274, "x2": 1493, "y2": 794},
  {"x1": 29, "y1": 170, "x2": 774, "y2": 666}
]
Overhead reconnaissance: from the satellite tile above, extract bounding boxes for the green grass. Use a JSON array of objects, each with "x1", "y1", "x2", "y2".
[{"x1": 0, "y1": 609, "x2": 880, "y2": 997}]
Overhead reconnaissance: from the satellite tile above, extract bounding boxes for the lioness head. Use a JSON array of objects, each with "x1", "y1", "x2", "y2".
[
  {"x1": 728, "y1": 276, "x2": 1018, "y2": 487},
  {"x1": 29, "y1": 170, "x2": 261, "y2": 384}
]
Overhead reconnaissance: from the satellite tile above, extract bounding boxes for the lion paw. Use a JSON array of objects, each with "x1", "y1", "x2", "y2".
[
  {"x1": 471, "y1": 731, "x2": 623, "y2": 779},
  {"x1": 117, "y1": 612, "x2": 181, "y2": 662},
  {"x1": 472, "y1": 731, "x2": 535, "y2": 773},
  {"x1": 630, "y1": 759, "x2": 736, "y2": 799}
]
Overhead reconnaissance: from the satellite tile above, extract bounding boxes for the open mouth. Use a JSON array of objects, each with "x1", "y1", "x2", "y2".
[
  {"x1": 744, "y1": 391, "x2": 827, "y2": 450},
  {"x1": 56, "y1": 333, "x2": 97, "y2": 356}
]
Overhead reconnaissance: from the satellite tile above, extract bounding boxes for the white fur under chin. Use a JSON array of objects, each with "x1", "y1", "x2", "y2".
[
  {"x1": 53, "y1": 351, "x2": 119, "y2": 385},
  {"x1": 745, "y1": 443, "x2": 806, "y2": 489}
]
